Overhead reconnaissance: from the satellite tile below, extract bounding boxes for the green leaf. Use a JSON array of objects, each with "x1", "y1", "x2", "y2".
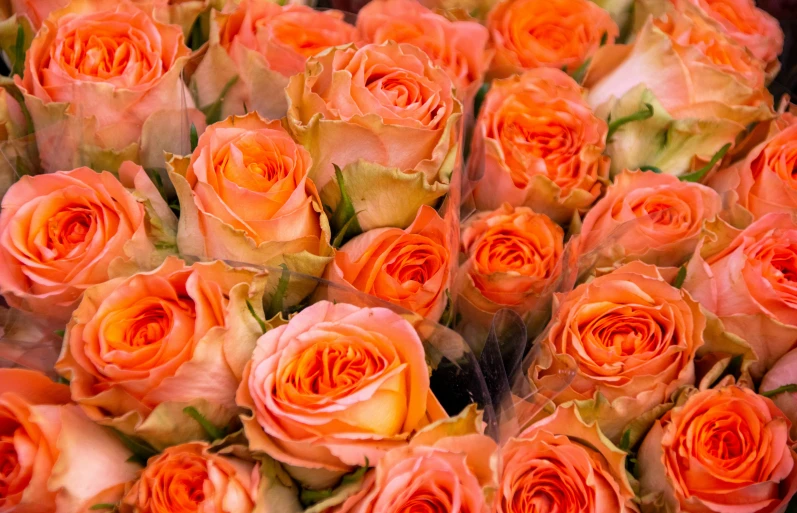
[
  {"x1": 331, "y1": 211, "x2": 361, "y2": 249},
  {"x1": 619, "y1": 429, "x2": 631, "y2": 451},
  {"x1": 190, "y1": 123, "x2": 198, "y2": 153},
  {"x1": 266, "y1": 264, "x2": 290, "y2": 318},
  {"x1": 12, "y1": 25, "x2": 25, "y2": 78},
  {"x1": 600, "y1": 31, "x2": 608, "y2": 46},
  {"x1": 89, "y1": 504, "x2": 116, "y2": 511},
  {"x1": 607, "y1": 103, "x2": 655, "y2": 140},
  {"x1": 183, "y1": 406, "x2": 226, "y2": 440},
  {"x1": 300, "y1": 488, "x2": 334, "y2": 507},
  {"x1": 341, "y1": 458, "x2": 369, "y2": 485},
  {"x1": 761, "y1": 384, "x2": 797, "y2": 398},
  {"x1": 246, "y1": 300, "x2": 268, "y2": 334},
  {"x1": 109, "y1": 428, "x2": 158, "y2": 466},
  {"x1": 679, "y1": 143, "x2": 731, "y2": 183},
  {"x1": 673, "y1": 265, "x2": 687, "y2": 289},
  {"x1": 639, "y1": 165, "x2": 662, "y2": 173},
  {"x1": 473, "y1": 82, "x2": 490, "y2": 118},
  {"x1": 54, "y1": 329, "x2": 65, "y2": 338},
  {"x1": 187, "y1": 17, "x2": 205, "y2": 52},
  {"x1": 200, "y1": 76, "x2": 239, "y2": 125},
  {"x1": 329, "y1": 165, "x2": 362, "y2": 247},
  {"x1": 56, "y1": 375, "x2": 69, "y2": 385},
  {"x1": 570, "y1": 58, "x2": 592, "y2": 84}
]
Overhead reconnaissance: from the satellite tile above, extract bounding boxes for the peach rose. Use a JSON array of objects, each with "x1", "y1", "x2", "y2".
[
  {"x1": 329, "y1": 405, "x2": 496, "y2": 513},
  {"x1": 469, "y1": 68, "x2": 609, "y2": 224},
  {"x1": 487, "y1": 0, "x2": 618, "y2": 78},
  {"x1": 761, "y1": 348, "x2": 797, "y2": 440},
  {"x1": 327, "y1": 206, "x2": 451, "y2": 321},
  {"x1": 681, "y1": 0, "x2": 784, "y2": 75},
  {"x1": 286, "y1": 42, "x2": 462, "y2": 231},
  {"x1": 0, "y1": 163, "x2": 176, "y2": 321},
  {"x1": 357, "y1": 0, "x2": 490, "y2": 101},
  {"x1": 0, "y1": 369, "x2": 140, "y2": 512},
  {"x1": 496, "y1": 405, "x2": 637, "y2": 513},
  {"x1": 578, "y1": 170, "x2": 722, "y2": 267},
  {"x1": 237, "y1": 300, "x2": 446, "y2": 488},
  {"x1": 458, "y1": 203, "x2": 564, "y2": 328},
  {"x1": 17, "y1": 0, "x2": 204, "y2": 173},
  {"x1": 638, "y1": 385, "x2": 797, "y2": 513},
  {"x1": 192, "y1": 0, "x2": 357, "y2": 121},
  {"x1": 530, "y1": 261, "x2": 705, "y2": 441},
  {"x1": 168, "y1": 113, "x2": 332, "y2": 285},
  {"x1": 0, "y1": 86, "x2": 30, "y2": 199},
  {"x1": 122, "y1": 442, "x2": 259, "y2": 513},
  {"x1": 710, "y1": 118, "x2": 797, "y2": 220},
  {"x1": 55, "y1": 257, "x2": 268, "y2": 450},
  {"x1": 683, "y1": 212, "x2": 797, "y2": 378}
]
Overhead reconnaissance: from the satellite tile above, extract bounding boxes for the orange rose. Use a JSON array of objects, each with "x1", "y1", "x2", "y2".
[
  {"x1": 458, "y1": 203, "x2": 564, "y2": 327},
  {"x1": 168, "y1": 113, "x2": 332, "y2": 282},
  {"x1": 496, "y1": 405, "x2": 637, "y2": 513},
  {"x1": 17, "y1": 0, "x2": 203, "y2": 173},
  {"x1": 710, "y1": 119, "x2": 797, "y2": 220},
  {"x1": 638, "y1": 386, "x2": 797, "y2": 513},
  {"x1": 237, "y1": 300, "x2": 446, "y2": 488},
  {"x1": 681, "y1": 0, "x2": 783, "y2": 74},
  {"x1": 193, "y1": 0, "x2": 357, "y2": 120},
  {"x1": 578, "y1": 170, "x2": 722, "y2": 267},
  {"x1": 530, "y1": 261, "x2": 705, "y2": 440},
  {"x1": 469, "y1": 68, "x2": 609, "y2": 224},
  {"x1": 327, "y1": 205, "x2": 451, "y2": 320},
  {"x1": 357, "y1": 0, "x2": 490, "y2": 100},
  {"x1": 123, "y1": 442, "x2": 259, "y2": 512},
  {"x1": 683, "y1": 213, "x2": 797, "y2": 378},
  {"x1": 286, "y1": 41, "x2": 462, "y2": 231},
  {"x1": 55, "y1": 257, "x2": 268, "y2": 449},
  {"x1": 0, "y1": 164, "x2": 176, "y2": 321},
  {"x1": 0, "y1": 369, "x2": 140, "y2": 512},
  {"x1": 487, "y1": 0, "x2": 618, "y2": 78}
]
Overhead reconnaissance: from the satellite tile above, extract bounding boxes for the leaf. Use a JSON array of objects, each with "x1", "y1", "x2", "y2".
[
  {"x1": 762, "y1": 384, "x2": 797, "y2": 398},
  {"x1": 473, "y1": 82, "x2": 490, "y2": 118},
  {"x1": 570, "y1": 58, "x2": 592, "y2": 84},
  {"x1": 300, "y1": 489, "x2": 334, "y2": 507},
  {"x1": 246, "y1": 300, "x2": 267, "y2": 334},
  {"x1": 190, "y1": 123, "x2": 198, "y2": 153},
  {"x1": 200, "y1": 76, "x2": 239, "y2": 125},
  {"x1": 679, "y1": 143, "x2": 731, "y2": 183},
  {"x1": 183, "y1": 406, "x2": 226, "y2": 440},
  {"x1": 109, "y1": 428, "x2": 158, "y2": 466},
  {"x1": 187, "y1": 17, "x2": 205, "y2": 52},
  {"x1": 266, "y1": 264, "x2": 290, "y2": 318},
  {"x1": 56, "y1": 375, "x2": 69, "y2": 385},
  {"x1": 673, "y1": 265, "x2": 687, "y2": 289},
  {"x1": 12, "y1": 25, "x2": 24, "y2": 78},
  {"x1": 607, "y1": 103, "x2": 654, "y2": 140},
  {"x1": 329, "y1": 165, "x2": 362, "y2": 247},
  {"x1": 332, "y1": 211, "x2": 362, "y2": 249},
  {"x1": 639, "y1": 165, "x2": 662, "y2": 173},
  {"x1": 619, "y1": 429, "x2": 631, "y2": 451},
  {"x1": 89, "y1": 504, "x2": 116, "y2": 511},
  {"x1": 340, "y1": 459, "x2": 369, "y2": 485},
  {"x1": 54, "y1": 329, "x2": 65, "y2": 338}
]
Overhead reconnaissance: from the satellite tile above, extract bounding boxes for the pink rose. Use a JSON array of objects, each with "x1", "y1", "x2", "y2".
[{"x1": 761, "y1": 347, "x2": 797, "y2": 440}]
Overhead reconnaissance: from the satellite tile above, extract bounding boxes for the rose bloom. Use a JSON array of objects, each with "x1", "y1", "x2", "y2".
[
  {"x1": 169, "y1": 113, "x2": 332, "y2": 277},
  {"x1": 684, "y1": 212, "x2": 797, "y2": 378},
  {"x1": 529, "y1": 261, "x2": 705, "y2": 441},
  {"x1": 286, "y1": 42, "x2": 462, "y2": 231},
  {"x1": 0, "y1": 86, "x2": 30, "y2": 199},
  {"x1": 710, "y1": 119, "x2": 797, "y2": 220},
  {"x1": 237, "y1": 300, "x2": 447, "y2": 489},
  {"x1": 55, "y1": 257, "x2": 268, "y2": 450},
  {"x1": 327, "y1": 206, "x2": 451, "y2": 320},
  {"x1": 458, "y1": 203, "x2": 564, "y2": 327},
  {"x1": 123, "y1": 442, "x2": 259, "y2": 513},
  {"x1": 0, "y1": 163, "x2": 175, "y2": 321},
  {"x1": 17, "y1": 0, "x2": 203, "y2": 173},
  {"x1": 331, "y1": 406, "x2": 496, "y2": 513},
  {"x1": 0, "y1": 369, "x2": 140, "y2": 512},
  {"x1": 487, "y1": 0, "x2": 618, "y2": 78},
  {"x1": 193, "y1": 0, "x2": 357, "y2": 121},
  {"x1": 681, "y1": 0, "x2": 784, "y2": 74},
  {"x1": 357, "y1": 0, "x2": 490, "y2": 101},
  {"x1": 578, "y1": 170, "x2": 722, "y2": 267},
  {"x1": 496, "y1": 405, "x2": 638, "y2": 513},
  {"x1": 469, "y1": 68, "x2": 609, "y2": 224},
  {"x1": 638, "y1": 386, "x2": 797, "y2": 513}
]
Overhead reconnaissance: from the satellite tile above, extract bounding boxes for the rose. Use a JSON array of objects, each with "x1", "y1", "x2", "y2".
[
  {"x1": 709, "y1": 118, "x2": 797, "y2": 220},
  {"x1": 638, "y1": 385, "x2": 797, "y2": 513},
  {"x1": 331, "y1": 405, "x2": 496, "y2": 513},
  {"x1": 16, "y1": 0, "x2": 204, "y2": 173},
  {"x1": 192, "y1": 0, "x2": 357, "y2": 121},
  {"x1": 458, "y1": 203, "x2": 564, "y2": 328},
  {"x1": 529, "y1": 261, "x2": 705, "y2": 441},
  {"x1": 0, "y1": 369, "x2": 140, "y2": 511},
  {"x1": 584, "y1": 2, "x2": 772, "y2": 178},
  {"x1": 578, "y1": 169, "x2": 722, "y2": 267},
  {"x1": 495, "y1": 405, "x2": 637, "y2": 513},
  {"x1": 55, "y1": 256, "x2": 267, "y2": 449},
  {"x1": 168, "y1": 113, "x2": 332, "y2": 286},
  {"x1": 286, "y1": 41, "x2": 462, "y2": 231},
  {"x1": 469, "y1": 68, "x2": 610, "y2": 224},
  {"x1": 487, "y1": 0, "x2": 618, "y2": 79},
  {"x1": 761, "y1": 348, "x2": 797, "y2": 440},
  {"x1": 683, "y1": 212, "x2": 797, "y2": 378},
  {"x1": 0, "y1": 86, "x2": 29, "y2": 199},
  {"x1": 236, "y1": 300, "x2": 446, "y2": 488},
  {"x1": 0, "y1": 163, "x2": 176, "y2": 321},
  {"x1": 356, "y1": 0, "x2": 490, "y2": 102},
  {"x1": 681, "y1": 0, "x2": 784, "y2": 75},
  {"x1": 326, "y1": 205, "x2": 451, "y2": 320},
  {"x1": 122, "y1": 442, "x2": 259, "y2": 512}
]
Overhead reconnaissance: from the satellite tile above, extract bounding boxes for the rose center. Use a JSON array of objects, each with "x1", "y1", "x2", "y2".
[
  {"x1": 509, "y1": 466, "x2": 587, "y2": 513},
  {"x1": 47, "y1": 206, "x2": 95, "y2": 256},
  {"x1": 397, "y1": 491, "x2": 451, "y2": 512},
  {"x1": 60, "y1": 29, "x2": 156, "y2": 81},
  {"x1": 0, "y1": 436, "x2": 19, "y2": 498},
  {"x1": 385, "y1": 239, "x2": 443, "y2": 285},
  {"x1": 474, "y1": 228, "x2": 552, "y2": 278}
]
